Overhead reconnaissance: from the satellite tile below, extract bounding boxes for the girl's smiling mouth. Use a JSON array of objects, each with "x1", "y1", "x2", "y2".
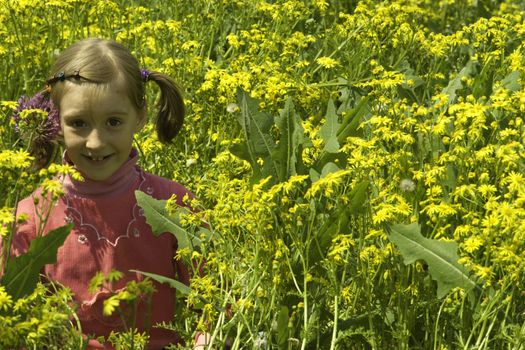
[{"x1": 83, "y1": 154, "x2": 113, "y2": 164}]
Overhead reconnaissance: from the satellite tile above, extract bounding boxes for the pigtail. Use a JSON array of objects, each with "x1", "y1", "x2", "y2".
[{"x1": 146, "y1": 71, "x2": 185, "y2": 143}]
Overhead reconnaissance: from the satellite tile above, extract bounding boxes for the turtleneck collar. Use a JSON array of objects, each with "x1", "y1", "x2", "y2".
[{"x1": 61, "y1": 149, "x2": 141, "y2": 197}]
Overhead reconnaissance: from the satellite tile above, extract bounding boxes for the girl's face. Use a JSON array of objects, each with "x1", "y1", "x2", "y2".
[{"x1": 59, "y1": 81, "x2": 145, "y2": 181}]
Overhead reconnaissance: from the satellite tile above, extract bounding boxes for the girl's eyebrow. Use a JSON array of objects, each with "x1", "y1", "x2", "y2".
[
  {"x1": 62, "y1": 109, "x2": 129, "y2": 118},
  {"x1": 61, "y1": 111, "x2": 85, "y2": 119},
  {"x1": 107, "y1": 110, "x2": 128, "y2": 116}
]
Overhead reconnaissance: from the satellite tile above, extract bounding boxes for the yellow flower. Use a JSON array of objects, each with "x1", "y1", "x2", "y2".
[
  {"x1": 463, "y1": 235, "x2": 483, "y2": 253},
  {"x1": 327, "y1": 234, "x2": 355, "y2": 264},
  {"x1": 0, "y1": 150, "x2": 32, "y2": 169},
  {"x1": 305, "y1": 169, "x2": 351, "y2": 198},
  {"x1": 1, "y1": 100, "x2": 18, "y2": 111},
  {"x1": 313, "y1": 0, "x2": 328, "y2": 11},
  {"x1": 0, "y1": 285, "x2": 13, "y2": 312},
  {"x1": 316, "y1": 56, "x2": 340, "y2": 69},
  {"x1": 41, "y1": 179, "x2": 64, "y2": 199}
]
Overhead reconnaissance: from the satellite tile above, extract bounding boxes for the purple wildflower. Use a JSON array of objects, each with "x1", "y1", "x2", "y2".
[{"x1": 12, "y1": 92, "x2": 61, "y2": 141}]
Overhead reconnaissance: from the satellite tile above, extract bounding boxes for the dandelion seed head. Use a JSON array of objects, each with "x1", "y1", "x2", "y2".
[
  {"x1": 226, "y1": 102, "x2": 240, "y2": 113},
  {"x1": 254, "y1": 331, "x2": 267, "y2": 349},
  {"x1": 400, "y1": 178, "x2": 416, "y2": 192}
]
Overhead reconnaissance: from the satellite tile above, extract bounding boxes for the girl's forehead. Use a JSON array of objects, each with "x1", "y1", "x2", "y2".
[
  {"x1": 59, "y1": 80, "x2": 137, "y2": 115},
  {"x1": 60, "y1": 80, "x2": 130, "y2": 103}
]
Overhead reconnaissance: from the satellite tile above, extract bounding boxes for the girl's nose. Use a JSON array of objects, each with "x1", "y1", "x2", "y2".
[{"x1": 85, "y1": 129, "x2": 106, "y2": 150}]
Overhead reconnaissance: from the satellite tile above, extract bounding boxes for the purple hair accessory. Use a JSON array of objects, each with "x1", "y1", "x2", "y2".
[
  {"x1": 140, "y1": 68, "x2": 151, "y2": 82},
  {"x1": 12, "y1": 92, "x2": 61, "y2": 143}
]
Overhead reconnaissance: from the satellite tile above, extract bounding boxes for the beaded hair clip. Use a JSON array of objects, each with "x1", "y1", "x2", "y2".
[{"x1": 44, "y1": 70, "x2": 87, "y2": 93}]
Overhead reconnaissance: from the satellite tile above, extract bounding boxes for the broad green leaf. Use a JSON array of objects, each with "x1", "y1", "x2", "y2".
[
  {"x1": 234, "y1": 89, "x2": 278, "y2": 181},
  {"x1": 272, "y1": 97, "x2": 305, "y2": 182},
  {"x1": 320, "y1": 162, "x2": 340, "y2": 179},
  {"x1": 309, "y1": 205, "x2": 349, "y2": 267},
  {"x1": 441, "y1": 60, "x2": 477, "y2": 106},
  {"x1": 237, "y1": 89, "x2": 276, "y2": 156},
  {"x1": 500, "y1": 70, "x2": 521, "y2": 92},
  {"x1": 129, "y1": 269, "x2": 191, "y2": 296},
  {"x1": 1, "y1": 224, "x2": 72, "y2": 300},
  {"x1": 232, "y1": 90, "x2": 309, "y2": 185},
  {"x1": 336, "y1": 95, "x2": 369, "y2": 144},
  {"x1": 309, "y1": 167, "x2": 321, "y2": 182},
  {"x1": 347, "y1": 180, "x2": 369, "y2": 214},
  {"x1": 135, "y1": 190, "x2": 201, "y2": 249},
  {"x1": 388, "y1": 223, "x2": 478, "y2": 298},
  {"x1": 229, "y1": 142, "x2": 263, "y2": 181},
  {"x1": 308, "y1": 181, "x2": 368, "y2": 267},
  {"x1": 318, "y1": 99, "x2": 341, "y2": 153},
  {"x1": 472, "y1": 56, "x2": 494, "y2": 99},
  {"x1": 276, "y1": 305, "x2": 289, "y2": 349}
]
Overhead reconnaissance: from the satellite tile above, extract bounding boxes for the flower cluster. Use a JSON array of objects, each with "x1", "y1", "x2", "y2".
[{"x1": 12, "y1": 92, "x2": 60, "y2": 149}]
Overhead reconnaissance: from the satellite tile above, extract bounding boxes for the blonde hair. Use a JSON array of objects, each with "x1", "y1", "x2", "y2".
[{"x1": 49, "y1": 38, "x2": 185, "y2": 142}]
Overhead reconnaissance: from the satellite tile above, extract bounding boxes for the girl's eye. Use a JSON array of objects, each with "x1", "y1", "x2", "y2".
[
  {"x1": 71, "y1": 120, "x2": 86, "y2": 128},
  {"x1": 107, "y1": 118, "x2": 122, "y2": 127}
]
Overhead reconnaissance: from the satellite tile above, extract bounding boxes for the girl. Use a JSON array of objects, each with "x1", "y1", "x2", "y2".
[{"x1": 10, "y1": 38, "x2": 208, "y2": 349}]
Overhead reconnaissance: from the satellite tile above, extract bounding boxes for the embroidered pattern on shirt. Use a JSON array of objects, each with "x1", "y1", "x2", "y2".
[
  {"x1": 63, "y1": 170, "x2": 149, "y2": 247},
  {"x1": 77, "y1": 234, "x2": 88, "y2": 244}
]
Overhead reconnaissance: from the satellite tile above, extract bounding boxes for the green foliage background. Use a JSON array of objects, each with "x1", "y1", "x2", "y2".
[{"x1": 1, "y1": 0, "x2": 525, "y2": 349}]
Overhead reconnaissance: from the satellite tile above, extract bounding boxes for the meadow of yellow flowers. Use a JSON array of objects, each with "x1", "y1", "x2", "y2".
[{"x1": 1, "y1": 0, "x2": 525, "y2": 349}]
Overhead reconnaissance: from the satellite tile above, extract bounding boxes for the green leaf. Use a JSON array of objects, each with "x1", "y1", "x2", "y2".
[
  {"x1": 347, "y1": 180, "x2": 369, "y2": 214},
  {"x1": 307, "y1": 181, "x2": 368, "y2": 268},
  {"x1": 1, "y1": 224, "x2": 72, "y2": 300},
  {"x1": 276, "y1": 305, "x2": 289, "y2": 349},
  {"x1": 135, "y1": 191, "x2": 201, "y2": 250},
  {"x1": 233, "y1": 89, "x2": 278, "y2": 182},
  {"x1": 318, "y1": 99, "x2": 341, "y2": 153},
  {"x1": 129, "y1": 269, "x2": 191, "y2": 296},
  {"x1": 336, "y1": 95, "x2": 369, "y2": 144},
  {"x1": 472, "y1": 56, "x2": 494, "y2": 99},
  {"x1": 103, "y1": 295, "x2": 121, "y2": 316},
  {"x1": 272, "y1": 97, "x2": 305, "y2": 182},
  {"x1": 441, "y1": 60, "x2": 478, "y2": 106},
  {"x1": 500, "y1": 70, "x2": 521, "y2": 92},
  {"x1": 88, "y1": 271, "x2": 105, "y2": 294},
  {"x1": 308, "y1": 206, "x2": 348, "y2": 267},
  {"x1": 320, "y1": 162, "x2": 340, "y2": 179},
  {"x1": 388, "y1": 223, "x2": 478, "y2": 298}
]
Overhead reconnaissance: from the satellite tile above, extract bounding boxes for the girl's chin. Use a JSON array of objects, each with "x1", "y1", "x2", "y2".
[{"x1": 76, "y1": 156, "x2": 123, "y2": 181}]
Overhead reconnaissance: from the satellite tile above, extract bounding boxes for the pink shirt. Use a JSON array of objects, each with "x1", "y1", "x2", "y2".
[{"x1": 12, "y1": 150, "x2": 192, "y2": 349}]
